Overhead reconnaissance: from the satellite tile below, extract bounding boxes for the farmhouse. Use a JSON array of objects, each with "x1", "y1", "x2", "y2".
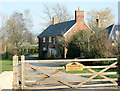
[{"x1": 38, "y1": 8, "x2": 91, "y2": 59}]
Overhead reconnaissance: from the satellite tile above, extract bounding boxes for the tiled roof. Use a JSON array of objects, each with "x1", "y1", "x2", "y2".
[
  {"x1": 106, "y1": 24, "x2": 114, "y2": 35},
  {"x1": 38, "y1": 20, "x2": 76, "y2": 37},
  {"x1": 106, "y1": 24, "x2": 120, "y2": 41}
]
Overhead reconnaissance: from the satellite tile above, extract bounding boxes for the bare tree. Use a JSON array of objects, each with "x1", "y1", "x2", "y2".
[
  {"x1": 87, "y1": 7, "x2": 114, "y2": 30},
  {"x1": 5, "y1": 10, "x2": 34, "y2": 55},
  {"x1": 0, "y1": 14, "x2": 8, "y2": 40},
  {"x1": 40, "y1": 3, "x2": 73, "y2": 29}
]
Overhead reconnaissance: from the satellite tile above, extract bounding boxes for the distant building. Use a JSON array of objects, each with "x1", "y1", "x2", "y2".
[
  {"x1": 38, "y1": 8, "x2": 91, "y2": 59},
  {"x1": 106, "y1": 24, "x2": 120, "y2": 46}
]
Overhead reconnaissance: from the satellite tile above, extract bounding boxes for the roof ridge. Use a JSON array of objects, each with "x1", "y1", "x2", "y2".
[
  {"x1": 53, "y1": 19, "x2": 75, "y2": 25},
  {"x1": 84, "y1": 22, "x2": 93, "y2": 32},
  {"x1": 38, "y1": 19, "x2": 76, "y2": 37}
]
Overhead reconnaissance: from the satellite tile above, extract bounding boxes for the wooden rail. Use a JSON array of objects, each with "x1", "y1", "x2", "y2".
[
  {"x1": 20, "y1": 58, "x2": 117, "y2": 63},
  {"x1": 13, "y1": 55, "x2": 19, "y2": 89},
  {"x1": 25, "y1": 78, "x2": 117, "y2": 85},
  {"x1": 21, "y1": 55, "x2": 25, "y2": 89},
  {"x1": 118, "y1": 57, "x2": 120, "y2": 87},
  {"x1": 24, "y1": 65, "x2": 117, "y2": 70},
  {"x1": 24, "y1": 83, "x2": 118, "y2": 89},
  {"x1": 24, "y1": 72, "x2": 117, "y2": 78}
]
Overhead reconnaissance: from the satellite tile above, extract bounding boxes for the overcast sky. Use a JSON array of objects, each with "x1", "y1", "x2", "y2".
[{"x1": 1, "y1": 0, "x2": 119, "y2": 35}]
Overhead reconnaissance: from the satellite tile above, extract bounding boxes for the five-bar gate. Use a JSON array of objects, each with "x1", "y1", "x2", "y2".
[{"x1": 13, "y1": 55, "x2": 119, "y2": 89}]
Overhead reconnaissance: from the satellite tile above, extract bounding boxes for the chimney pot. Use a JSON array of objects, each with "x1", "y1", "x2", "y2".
[
  {"x1": 78, "y1": 6, "x2": 80, "y2": 10},
  {"x1": 96, "y1": 18, "x2": 101, "y2": 27},
  {"x1": 53, "y1": 17, "x2": 58, "y2": 25}
]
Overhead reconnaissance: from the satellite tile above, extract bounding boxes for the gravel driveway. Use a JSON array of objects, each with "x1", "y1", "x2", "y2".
[{"x1": 19, "y1": 61, "x2": 88, "y2": 87}]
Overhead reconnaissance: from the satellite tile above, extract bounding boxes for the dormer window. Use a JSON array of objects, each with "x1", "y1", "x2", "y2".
[
  {"x1": 43, "y1": 37, "x2": 45, "y2": 42},
  {"x1": 49, "y1": 37, "x2": 51, "y2": 42}
]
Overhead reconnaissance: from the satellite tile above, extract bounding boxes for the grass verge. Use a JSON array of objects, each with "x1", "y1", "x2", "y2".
[{"x1": 0, "y1": 59, "x2": 13, "y2": 74}]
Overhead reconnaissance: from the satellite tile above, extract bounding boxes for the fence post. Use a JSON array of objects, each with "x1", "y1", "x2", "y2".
[
  {"x1": 118, "y1": 57, "x2": 120, "y2": 88},
  {"x1": 21, "y1": 55, "x2": 25, "y2": 89},
  {"x1": 13, "y1": 55, "x2": 19, "y2": 89}
]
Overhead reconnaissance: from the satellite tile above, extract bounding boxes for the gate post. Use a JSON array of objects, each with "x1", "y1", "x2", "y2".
[
  {"x1": 21, "y1": 55, "x2": 25, "y2": 89},
  {"x1": 118, "y1": 57, "x2": 120, "y2": 88},
  {"x1": 13, "y1": 55, "x2": 19, "y2": 89}
]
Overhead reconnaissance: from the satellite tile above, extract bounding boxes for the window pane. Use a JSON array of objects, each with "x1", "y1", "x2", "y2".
[
  {"x1": 43, "y1": 47, "x2": 46, "y2": 51},
  {"x1": 43, "y1": 37, "x2": 45, "y2": 42},
  {"x1": 49, "y1": 37, "x2": 51, "y2": 42},
  {"x1": 53, "y1": 38, "x2": 55, "y2": 44}
]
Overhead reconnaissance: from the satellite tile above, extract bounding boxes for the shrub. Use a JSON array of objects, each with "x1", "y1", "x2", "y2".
[
  {"x1": 67, "y1": 30, "x2": 117, "y2": 59},
  {"x1": 2, "y1": 52, "x2": 11, "y2": 59}
]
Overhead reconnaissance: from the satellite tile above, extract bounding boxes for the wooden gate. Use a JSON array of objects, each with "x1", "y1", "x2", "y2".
[{"x1": 13, "y1": 55, "x2": 119, "y2": 89}]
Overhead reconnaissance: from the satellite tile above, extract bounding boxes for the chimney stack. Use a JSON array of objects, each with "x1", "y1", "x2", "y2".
[
  {"x1": 96, "y1": 15, "x2": 101, "y2": 27},
  {"x1": 53, "y1": 17, "x2": 58, "y2": 25},
  {"x1": 75, "y1": 7, "x2": 84, "y2": 23}
]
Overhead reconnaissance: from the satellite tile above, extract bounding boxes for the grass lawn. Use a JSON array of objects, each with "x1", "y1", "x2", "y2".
[
  {"x1": 31, "y1": 53, "x2": 38, "y2": 56},
  {"x1": 63, "y1": 68, "x2": 118, "y2": 79},
  {"x1": 0, "y1": 59, "x2": 13, "y2": 74}
]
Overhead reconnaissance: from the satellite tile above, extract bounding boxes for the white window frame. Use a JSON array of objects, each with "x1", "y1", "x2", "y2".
[
  {"x1": 43, "y1": 47, "x2": 46, "y2": 51},
  {"x1": 53, "y1": 38, "x2": 55, "y2": 44},
  {"x1": 43, "y1": 37, "x2": 45, "y2": 42},
  {"x1": 49, "y1": 37, "x2": 52, "y2": 42}
]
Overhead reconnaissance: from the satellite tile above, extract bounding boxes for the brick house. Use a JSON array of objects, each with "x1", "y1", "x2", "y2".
[{"x1": 38, "y1": 8, "x2": 91, "y2": 59}]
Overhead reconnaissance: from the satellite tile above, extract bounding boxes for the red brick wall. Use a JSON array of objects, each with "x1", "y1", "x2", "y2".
[
  {"x1": 39, "y1": 36, "x2": 56, "y2": 58},
  {"x1": 53, "y1": 17, "x2": 58, "y2": 25},
  {"x1": 75, "y1": 10, "x2": 84, "y2": 23},
  {"x1": 65, "y1": 22, "x2": 91, "y2": 41},
  {"x1": 39, "y1": 37, "x2": 56, "y2": 52}
]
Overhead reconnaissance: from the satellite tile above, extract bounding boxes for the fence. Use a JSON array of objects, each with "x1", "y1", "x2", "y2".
[{"x1": 13, "y1": 55, "x2": 120, "y2": 89}]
